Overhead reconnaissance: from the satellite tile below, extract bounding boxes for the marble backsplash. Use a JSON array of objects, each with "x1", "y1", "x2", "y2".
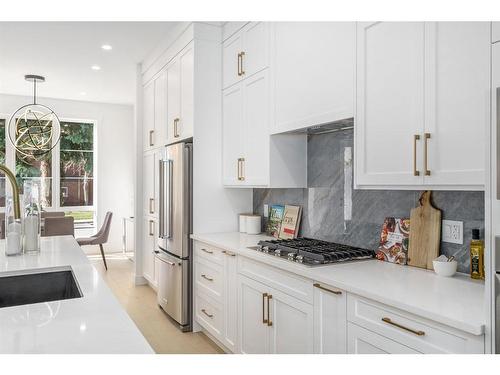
[{"x1": 253, "y1": 129, "x2": 484, "y2": 273}]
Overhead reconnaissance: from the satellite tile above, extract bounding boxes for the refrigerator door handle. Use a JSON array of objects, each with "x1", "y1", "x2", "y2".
[
  {"x1": 166, "y1": 159, "x2": 173, "y2": 239},
  {"x1": 159, "y1": 159, "x2": 173, "y2": 239}
]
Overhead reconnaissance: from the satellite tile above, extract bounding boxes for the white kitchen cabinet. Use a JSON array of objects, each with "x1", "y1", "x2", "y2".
[
  {"x1": 142, "y1": 151, "x2": 155, "y2": 217},
  {"x1": 237, "y1": 274, "x2": 313, "y2": 354},
  {"x1": 142, "y1": 217, "x2": 156, "y2": 285},
  {"x1": 268, "y1": 286, "x2": 314, "y2": 354},
  {"x1": 193, "y1": 242, "x2": 239, "y2": 352},
  {"x1": 222, "y1": 249, "x2": 238, "y2": 352},
  {"x1": 222, "y1": 70, "x2": 307, "y2": 188},
  {"x1": 355, "y1": 21, "x2": 489, "y2": 190},
  {"x1": 143, "y1": 81, "x2": 155, "y2": 150},
  {"x1": 166, "y1": 43, "x2": 194, "y2": 144},
  {"x1": 493, "y1": 22, "x2": 500, "y2": 43},
  {"x1": 313, "y1": 282, "x2": 347, "y2": 354},
  {"x1": 347, "y1": 323, "x2": 419, "y2": 354},
  {"x1": 238, "y1": 274, "x2": 271, "y2": 353},
  {"x1": 272, "y1": 22, "x2": 355, "y2": 134},
  {"x1": 222, "y1": 22, "x2": 269, "y2": 89}
]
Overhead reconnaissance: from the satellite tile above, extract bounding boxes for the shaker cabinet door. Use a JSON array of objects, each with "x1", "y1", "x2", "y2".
[
  {"x1": 143, "y1": 152, "x2": 155, "y2": 217},
  {"x1": 143, "y1": 81, "x2": 155, "y2": 150},
  {"x1": 179, "y1": 44, "x2": 194, "y2": 140},
  {"x1": 222, "y1": 84, "x2": 244, "y2": 186},
  {"x1": 422, "y1": 22, "x2": 489, "y2": 187},
  {"x1": 355, "y1": 22, "x2": 425, "y2": 187}
]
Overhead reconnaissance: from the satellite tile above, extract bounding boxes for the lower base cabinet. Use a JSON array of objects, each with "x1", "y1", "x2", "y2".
[
  {"x1": 313, "y1": 282, "x2": 347, "y2": 353},
  {"x1": 347, "y1": 323, "x2": 420, "y2": 354},
  {"x1": 238, "y1": 274, "x2": 314, "y2": 354}
]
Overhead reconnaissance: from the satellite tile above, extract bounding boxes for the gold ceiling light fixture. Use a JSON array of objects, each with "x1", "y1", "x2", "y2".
[{"x1": 8, "y1": 74, "x2": 61, "y2": 160}]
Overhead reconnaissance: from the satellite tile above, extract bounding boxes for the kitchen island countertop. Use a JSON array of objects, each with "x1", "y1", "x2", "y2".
[
  {"x1": 0, "y1": 235, "x2": 153, "y2": 354},
  {"x1": 191, "y1": 232, "x2": 485, "y2": 336}
]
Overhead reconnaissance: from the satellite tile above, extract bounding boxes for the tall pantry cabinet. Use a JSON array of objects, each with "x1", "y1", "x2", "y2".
[{"x1": 140, "y1": 24, "x2": 221, "y2": 288}]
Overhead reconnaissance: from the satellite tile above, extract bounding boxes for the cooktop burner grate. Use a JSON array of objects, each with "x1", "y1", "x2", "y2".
[{"x1": 253, "y1": 238, "x2": 375, "y2": 266}]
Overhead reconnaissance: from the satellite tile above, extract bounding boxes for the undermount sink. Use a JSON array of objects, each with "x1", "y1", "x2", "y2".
[{"x1": 0, "y1": 267, "x2": 83, "y2": 308}]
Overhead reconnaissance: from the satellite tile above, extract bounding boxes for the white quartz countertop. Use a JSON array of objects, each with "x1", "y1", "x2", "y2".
[
  {"x1": 191, "y1": 232, "x2": 486, "y2": 336},
  {"x1": 0, "y1": 236, "x2": 153, "y2": 354}
]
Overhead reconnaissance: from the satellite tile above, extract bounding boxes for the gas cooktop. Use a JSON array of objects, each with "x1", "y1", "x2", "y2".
[{"x1": 249, "y1": 238, "x2": 375, "y2": 266}]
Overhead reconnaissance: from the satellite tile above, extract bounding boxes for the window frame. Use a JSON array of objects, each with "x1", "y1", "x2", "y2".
[{"x1": 0, "y1": 113, "x2": 98, "y2": 228}]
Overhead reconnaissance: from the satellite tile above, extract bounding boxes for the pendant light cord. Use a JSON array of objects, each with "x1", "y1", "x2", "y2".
[{"x1": 33, "y1": 79, "x2": 37, "y2": 105}]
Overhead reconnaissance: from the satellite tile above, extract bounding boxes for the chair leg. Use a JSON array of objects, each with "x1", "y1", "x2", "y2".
[{"x1": 99, "y1": 244, "x2": 108, "y2": 271}]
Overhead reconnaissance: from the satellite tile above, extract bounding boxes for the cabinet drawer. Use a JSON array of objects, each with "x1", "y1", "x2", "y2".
[
  {"x1": 347, "y1": 294, "x2": 484, "y2": 354},
  {"x1": 194, "y1": 241, "x2": 223, "y2": 265},
  {"x1": 195, "y1": 257, "x2": 223, "y2": 303},
  {"x1": 347, "y1": 322, "x2": 419, "y2": 354},
  {"x1": 195, "y1": 293, "x2": 223, "y2": 340},
  {"x1": 238, "y1": 256, "x2": 313, "y2": 304}
]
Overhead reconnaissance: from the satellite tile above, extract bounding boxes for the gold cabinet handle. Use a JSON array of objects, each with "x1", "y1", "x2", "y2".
[
  {"x1": 149, "y1": 220, "x2": 154, "y2": 236},
  {"x1": 222, "y1": 250, "x2": 236, "y2": 257},
  {"x1": 237, "y1": 52, "x2": 242, "y2": 76},
  {"x1": 201, "y1": 309, "x2": 213, "y2": 318},
  {"x1": 313, "y1": 283, "x2": 342, "y2": 295},
  {"x1": 424, "y1": 133, "x2": 431, "y2": 176},
  {"x1": 201, "y1": 248, "x2": 213, "y2": 254},
  {"x1": 237, "y1": 158, "x2": 245, "y2": 181},
  {"x1": 267, "y1": 294, "x2": 272, "y2": 326},
  {"x1": 174, "y1": 118, "x2": 180, "y2": 138},
  {"x1": 381, "y1": 317, "x2": 425, "y2": 336},
  {"x1": 201, "y1": 274, "x2": 214, "y2": 282},
  {"x1": 149, "y1": 130, "x2": 154, "y2": 147},
  {"x1": 240, "y1": 51, "x2": 245, "y2": 76},
  {"x1": 413, "y1": 134, "x2": 420, "y2": 176},
  {"x1": 149, "y1": 198, "x2": 154, "y2": 214},
  {"x1": 262, "y1": 293, "x2": 268, "y2": 324}
]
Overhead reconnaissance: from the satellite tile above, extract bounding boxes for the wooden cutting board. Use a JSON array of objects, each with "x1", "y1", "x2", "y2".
[{"x1": 408, "y1": 191, "x2": 441, "y2": 270}]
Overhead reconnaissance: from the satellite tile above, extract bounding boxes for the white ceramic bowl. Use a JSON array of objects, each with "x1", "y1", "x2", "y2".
[{"x1": 432, "y1": 260, "x2": 458, "y2": 277}]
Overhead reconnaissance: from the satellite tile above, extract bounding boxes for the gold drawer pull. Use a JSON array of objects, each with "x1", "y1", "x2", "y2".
[
  {"x1": 222, "y1": 250, "x2": 236, "y2": 257},
  {"x1": 262, "y1": 293, "x2": 268, "y2": 324},
  {"x1": 267, "y1": 294, "x2": 272, "y2": 326},
  {"x1": 149, "y1": 198, "x2": 154, "y2": 214},
  {"x1": 240, "y1": 51, "x2": 245, "y2": 75},
  {"x1": 413, "y1": 134, "x2": 420, "y2": 176},
  {"x1": 424, "y1": 133, "x2": 431, "y2": 176},
  {"x1": 149, "y1": 220, "x2": 154, "y2": 236},
  {"x1": 201, "y1": 309, "x2": 213, "y2": 318},
  {"x1": 201, "y1": 274, "x2": 214, "y2": 282},
  {"x1": 201, "y1": 248, "x2": 213, "y2": 254},
  {"x1": 149, "y1": 130, "x2": 154, "y2": 146},
  {"x1": 381, "y1": 317, "x2": 425, "y2": 336},
  {"x1": 313, "y1": 283, "x2": 342, "y2": 295}
]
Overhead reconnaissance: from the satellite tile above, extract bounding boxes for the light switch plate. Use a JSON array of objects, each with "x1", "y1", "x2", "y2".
[
  {"x1": 442, "y1": 220, "x2": 463, "y2": 245},
  {"x1": 263, "y1": 204, "x2": 269, "y2": 218}
]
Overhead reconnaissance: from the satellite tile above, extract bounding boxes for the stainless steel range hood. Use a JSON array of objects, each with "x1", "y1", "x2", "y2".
[{"x1": 298, "y1": 118, "x2": 354, "y2": 135}]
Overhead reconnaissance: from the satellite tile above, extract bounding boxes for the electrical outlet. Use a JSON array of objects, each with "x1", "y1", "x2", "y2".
[
  {"x1": 263, "y1": 204, "x2": 269, "y2": 218},
  {"x1": 442, "y1": 220, "x2": 463, "y2": 245}
]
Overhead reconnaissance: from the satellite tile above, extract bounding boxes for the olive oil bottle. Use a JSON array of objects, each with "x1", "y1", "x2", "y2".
[{"x1": 470, "y1": 229, "x2": 484, "y2": 280}]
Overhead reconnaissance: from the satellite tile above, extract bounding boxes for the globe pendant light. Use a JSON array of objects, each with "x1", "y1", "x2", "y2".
[{"x1": 8, "y1": 75, "x2": 61, "y2": 159}]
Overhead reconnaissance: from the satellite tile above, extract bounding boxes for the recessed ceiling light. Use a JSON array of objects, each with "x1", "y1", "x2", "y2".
[
  {"x1": 80, "y1": 91, "x2": 87, "y2": 96},
  {"x1": 101, "y1": 44, "x2": 112, "y2": 51},
  {"x1": 91, "y1": 65, "x2": 101, "y2": 71}
]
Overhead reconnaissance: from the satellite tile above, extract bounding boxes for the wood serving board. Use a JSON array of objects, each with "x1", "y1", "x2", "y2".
[{"x1": 408, "y1": 191, "x2": 441, "y2": 269}]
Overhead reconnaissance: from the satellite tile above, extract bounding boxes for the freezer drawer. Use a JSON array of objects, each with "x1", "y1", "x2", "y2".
[{"x1": 157, "y1": 251, "x2": 190, "y2": 327}]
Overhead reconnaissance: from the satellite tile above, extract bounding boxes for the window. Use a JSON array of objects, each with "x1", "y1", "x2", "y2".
[
  {"x1": 6, "y1": 118, "x2": 97, "y2": 227},
  {"x1": 59, "y1": 121, "x2": 95, "y2": 227}
]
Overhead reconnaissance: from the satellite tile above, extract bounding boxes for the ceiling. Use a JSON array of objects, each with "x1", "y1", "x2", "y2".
[{"x1": 0, "y1": 22, "x2": 179, "y2": 105}]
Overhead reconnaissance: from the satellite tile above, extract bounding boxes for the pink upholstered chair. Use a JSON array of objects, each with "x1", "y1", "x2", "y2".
[{"x1": 76, "y1": 212, "x2": 113, "y2": 270}]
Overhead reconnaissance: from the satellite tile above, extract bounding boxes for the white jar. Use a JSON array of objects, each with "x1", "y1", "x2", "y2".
[{"x1": 246, "y1": 215, "x2": 262, "y2": 235}]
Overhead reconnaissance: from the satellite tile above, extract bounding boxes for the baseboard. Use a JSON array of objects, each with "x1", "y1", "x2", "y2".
[
  {"x1": 134, "y1": 275, "x2": 148, "y2": 286},
  {"x1": 200, "y1": 328, "x2": 232, "y2": 354}
]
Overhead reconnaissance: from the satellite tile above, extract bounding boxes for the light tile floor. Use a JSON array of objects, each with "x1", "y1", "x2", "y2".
[{"x1": 89, "y1": 254, "x2": 224, "y2": 354}]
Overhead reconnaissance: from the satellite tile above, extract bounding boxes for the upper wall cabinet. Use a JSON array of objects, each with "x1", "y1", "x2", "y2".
[
  {"x1": 166, "y1": 43, "x2": 194, "y2": 144},
  {"x1": 355, "y1": 22, "x2": 490, "y2": 190},
  {"x1": 272, "y1": 22, "x2": 355, "y2": 134},
  {"x1": 493, "y1": 22, "x2": 500, "y2": 43},
  {"x1": 223, "y1": 22, "x2": 269, "y2": 90}
]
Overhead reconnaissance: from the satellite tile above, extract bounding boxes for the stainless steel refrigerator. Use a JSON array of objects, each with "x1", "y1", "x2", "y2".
[{"x1": 156, "y1": 141, "x2": 193, "y2": 332}]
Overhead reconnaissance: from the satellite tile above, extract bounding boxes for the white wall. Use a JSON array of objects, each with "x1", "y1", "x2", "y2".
[{"x1": 0, "y1": 93, "x2": 134, "y2": 250}]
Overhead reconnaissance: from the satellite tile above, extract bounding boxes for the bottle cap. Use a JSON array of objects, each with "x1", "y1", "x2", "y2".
[{"x1": 472, "y1": 229, "x2": 480, "y2": 240}]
